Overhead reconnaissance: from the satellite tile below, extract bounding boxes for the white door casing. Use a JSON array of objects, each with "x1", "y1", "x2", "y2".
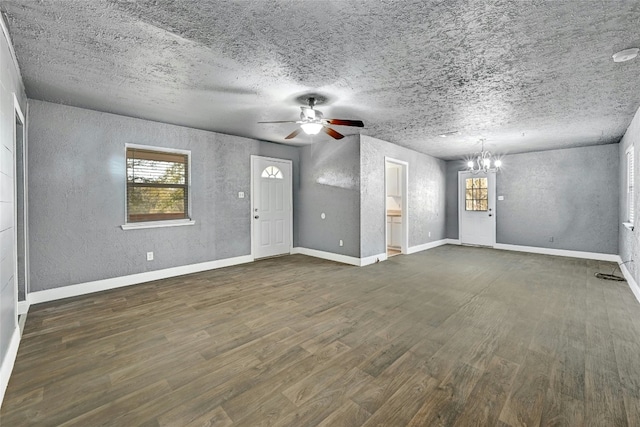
[
  {"x1": 385, "y1": 158, "x2": 409, "y2": 254},
  {"x1": 458, "y1": 171, "x2": 496, "y2": 246},
  {"x1": 251, "y1": 156, "x2": 292, "y2": 259}
]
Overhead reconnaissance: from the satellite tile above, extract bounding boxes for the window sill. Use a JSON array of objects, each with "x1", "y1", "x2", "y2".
[
  {"x1": 121, "y1": 219, "x2": 196, "y2": 230},
  {"x1": 623, "y1": 222, "x2": 634, "y2": 231}
]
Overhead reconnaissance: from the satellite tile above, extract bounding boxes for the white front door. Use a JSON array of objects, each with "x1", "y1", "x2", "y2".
[
  {"x1": 252, "y1": 156, "x2": 292, "y2": 259},
  {"x1": 458, "y1": 171, "x2": 496, "y2": 246}
]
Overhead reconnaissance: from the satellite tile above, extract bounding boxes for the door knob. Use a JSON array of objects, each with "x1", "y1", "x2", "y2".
[{"x1": 254, "y1": 215, "x2": 259, "y2": 219}]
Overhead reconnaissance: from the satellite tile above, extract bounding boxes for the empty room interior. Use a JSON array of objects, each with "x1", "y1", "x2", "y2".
[{"x1": 1, "y1": 1, "x2": 640, "y2": 425}]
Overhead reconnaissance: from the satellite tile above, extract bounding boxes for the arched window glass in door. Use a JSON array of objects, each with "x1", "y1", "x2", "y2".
[{"x1": 261, "y1": 166, "x2": 283, "y2": 179}]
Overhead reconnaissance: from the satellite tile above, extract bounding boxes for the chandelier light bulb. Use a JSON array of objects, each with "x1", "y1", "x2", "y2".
[{"x1": 466, "y1": 139, "x2": 502, "y2": 174}]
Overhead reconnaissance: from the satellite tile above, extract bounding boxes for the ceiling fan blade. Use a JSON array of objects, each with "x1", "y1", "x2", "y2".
[
  {"x1": 258, "y1": 120, "x2": 298, "y2": 124},
  {"x1": 323, "y1": 127, "x2": 344, "y2": 140},
  {"x1": 284, "y1": 128, "x2": 302, "y2": 140},
  {"x1": 326, "y1": 119, "x2": 364, "y2": 127}
]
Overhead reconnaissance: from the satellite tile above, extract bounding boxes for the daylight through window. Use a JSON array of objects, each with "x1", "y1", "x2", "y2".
[
  {"x1": 126, "y1": 147, "x2": 189, "y2": 222},
  {"x1": 465, "y1": 177, "x2": 488, "y2": 211},
  {"x1": 261, "y1": 166, "x2": 283, "y2": 179}
]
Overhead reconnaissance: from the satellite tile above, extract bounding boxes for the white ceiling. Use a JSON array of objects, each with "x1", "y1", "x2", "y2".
[{"x1": 2, "y1": 0, "x2": 639, "y2": 159}]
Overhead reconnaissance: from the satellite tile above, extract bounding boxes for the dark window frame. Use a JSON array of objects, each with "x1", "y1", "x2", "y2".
[{"x1": 126, "y1": 146, "x2": 191, "y2": 223}]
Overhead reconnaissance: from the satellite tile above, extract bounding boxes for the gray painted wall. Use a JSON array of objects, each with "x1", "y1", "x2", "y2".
[
  {"x1": 446, "y1": 144, "x2": 619, "y2": 254},
  {"x1": 1, "y1": 21, "x2": 27, "y2": 377},
  {"x1": 296, "y1": 136, "x2": 361, "y2": 257},
  {"x1": 445, "y1": 160, "x2": 463, "y2": 239},
  {"x1": 619, "y1": 105, "x2": 640, "y2": 281},
  {"x1": 27, "y1": 100, "x2": 299, "y2": 292},
  {"x1": 360, "y1": 135, "x2": 447, "y2": 258}
]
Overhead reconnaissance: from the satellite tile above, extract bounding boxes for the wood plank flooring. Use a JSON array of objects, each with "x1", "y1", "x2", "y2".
[{"x1": 2, "y1": 245, "x2": 640, "y2": 426}]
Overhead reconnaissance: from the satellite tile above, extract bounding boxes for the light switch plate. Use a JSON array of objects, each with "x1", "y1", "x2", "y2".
[
  {"x1": 498, "y1": 196, "x2": 504, "y2": 201},
  {"x1": 238, "y1": 192, "x2": 245, "y2": 198}
]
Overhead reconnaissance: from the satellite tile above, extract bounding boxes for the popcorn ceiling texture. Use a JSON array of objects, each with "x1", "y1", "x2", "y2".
[{"x1": 1, "y1": 0, "x2": 640, "y2": 158}]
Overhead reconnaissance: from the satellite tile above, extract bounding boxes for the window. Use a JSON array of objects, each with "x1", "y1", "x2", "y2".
[
  {"x1": 126, "y1": 147, "x2": 190, "y2": 223},
  {"x1": 627, "y1": 146, "x2": 634, "y2": 224},
  {"x1": 261, "y1": 166, "x2": 283, "y2": 179},
  {"x1": 465, "y1": 177, "x2": 488, "y2": 211}
]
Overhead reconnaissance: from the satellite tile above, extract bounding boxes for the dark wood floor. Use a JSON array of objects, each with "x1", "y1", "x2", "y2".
[{"x1": 2, "y1": 245, "x2": 639, "y2": 426}]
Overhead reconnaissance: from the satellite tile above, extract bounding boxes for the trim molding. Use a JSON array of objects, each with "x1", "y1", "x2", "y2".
[
  {"x1": 0, "y1": 326, "x2": 21, "y2": 408},
  {"x1": 29, "y1": 255, "x2": 253, "y2": 305},
  {"x1": 361, "y1": 252, "x2": 387, "y2": 266},
  {"x1": 17, "y1": 300, "x2": 30, "y2": 315},
  {"x1": 291, "y1": 247, "x2": 387, "y2": 267},
  {"x1": 493, "y1": 243, "x2": 619, "y2": 262},
  {"x1": 619, "y1": 260, "x2": 640, "y2": 305},
  {"x1": 407, "y1": 238, "x2": 454, "y2": 254},
  {"x1": 291, "y1": 247, "x2": 361, "y2": 266}
]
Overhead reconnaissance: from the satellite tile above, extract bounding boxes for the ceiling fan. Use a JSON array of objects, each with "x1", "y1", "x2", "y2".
[{"x1": 259, "y1": 97, "x2": 364, "y2": 140}]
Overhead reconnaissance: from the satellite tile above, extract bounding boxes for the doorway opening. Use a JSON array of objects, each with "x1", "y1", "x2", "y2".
[
  {"x1": 385, "y1": 158, "x2": 408, "y2": 257},
  {"x1": 14, "y1": 97, "x2": 28, "y2": 316}
]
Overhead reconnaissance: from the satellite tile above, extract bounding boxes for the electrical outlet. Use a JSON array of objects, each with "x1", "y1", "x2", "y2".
[
  {"x1": 147, "y1": 251, "x2": 154, "y2": 261},
  {"x1": 428, "y1": 231, "x2": 431, "y2": 238},
  {"x1": 339, "y1": 239, "x2": 344, "y2": 247},
  {"x1": 238, "y1": 191, "x2": 245, "y2": 198}
]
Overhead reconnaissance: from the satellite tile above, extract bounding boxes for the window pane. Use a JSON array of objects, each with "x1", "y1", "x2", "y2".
[
  {"x1": 126, "y1": 147, "x2": 189, "y2": 223},
  {"x1": 465, "y1": 176, "x2": 489, "y2": 211},
  {"x1": 262, "y1": 166, "x2": 283, "y2": 179}
]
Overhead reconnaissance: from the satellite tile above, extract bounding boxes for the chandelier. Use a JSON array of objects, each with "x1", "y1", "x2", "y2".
[{"x1": 467, "y1": 139, "x2": 501, "y2": 174}]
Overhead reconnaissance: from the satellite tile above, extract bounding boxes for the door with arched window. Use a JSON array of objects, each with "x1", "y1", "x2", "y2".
[{"x1": 251, "y1": 156, "x2": 292, "y2": 259}]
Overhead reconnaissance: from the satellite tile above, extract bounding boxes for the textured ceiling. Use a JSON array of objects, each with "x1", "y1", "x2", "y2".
[{"x1": 2, "y1": 0, "x2": 640, "y2": 159}]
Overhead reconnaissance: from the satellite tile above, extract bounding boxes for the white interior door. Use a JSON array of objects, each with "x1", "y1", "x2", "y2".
[
  {"x1": 252, "y1": 156, "x2": 292, "y2": 259},
  {"x1": 458, "y1": 171, "x2": 496, "y2": 246}
]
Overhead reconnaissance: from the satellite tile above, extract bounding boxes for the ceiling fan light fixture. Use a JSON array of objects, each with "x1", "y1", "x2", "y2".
[
  {"x1": 301, "y1": 123, "x2": 323, "y2": 135},
  {"x1": 612, "y1": 48, "x2": 639, "y2": 63}
]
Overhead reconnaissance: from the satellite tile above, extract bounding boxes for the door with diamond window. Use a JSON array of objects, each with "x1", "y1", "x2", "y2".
[{"x1": 251, "y1": 156, "x2": 292, "y2": 259}]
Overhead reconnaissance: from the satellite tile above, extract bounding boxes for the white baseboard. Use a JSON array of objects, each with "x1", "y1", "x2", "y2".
[
  {"x1": 291, "y1": 247, "x2": 361, "y2": 266},
  {"x1": 619, "y1": 261, "x2": 640, "y2": 305},
  {"x1": 360, "y1": 252, "x2": 387, "y2": 266},
  {"x1": 28, "y1": 255, "x2": 253, "y2": 305},
  {"x1": 407, "y1": 238, "x2": 453, "y2": 254},
  {"x1": 493, "y1": 243, "x2": 619, "y2": 262},
  {"x1": 291, "y1": 247, "x2": 387, "y2": 267},
  {"x1": 0, "y1": 326, "x2": 21, "y2": 408},
  {"x1": 17, "y1": 300, "x2": 30, "y2": 315}
]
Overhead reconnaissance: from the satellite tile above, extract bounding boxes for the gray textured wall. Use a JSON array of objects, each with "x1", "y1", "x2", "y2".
[
  {"x1": 27, "y1": 100, "x2": 299, "y2": 292},
  {"x1": 360, "y1": 135, "x2": 447, "y2": 258},
  {"x1": 1, "y1": 23, "x2": 27, "y2": 374},
  {"x1": 619, "y1": 106, "x2": 640, "y2": 279},
  {"x1": 446, "y1": 144, "x2": 619, "y2": 254},
  {"x1": 295, "y1": 137, "x2": 360, "y2": 257},
  {"x1": 445, "y1": 160, "x2": 465, "y2": 239}
]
